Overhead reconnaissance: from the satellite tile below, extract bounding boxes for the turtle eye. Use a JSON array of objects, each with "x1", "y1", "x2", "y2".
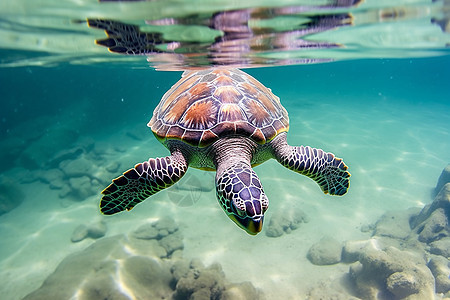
[
  {"x1": 232, "y1": 202, "x2": 246, "y2": 217},
  {"x1": 236, "y1": 207, "x2": 245, "y2": 217}
]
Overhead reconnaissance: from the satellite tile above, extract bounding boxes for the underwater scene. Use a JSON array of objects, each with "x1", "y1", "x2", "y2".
[{"x1": 1, "y1": 0, "x2": 450, "y2": 299}]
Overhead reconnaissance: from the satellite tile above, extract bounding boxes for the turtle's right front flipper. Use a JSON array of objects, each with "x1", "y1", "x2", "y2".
[
  {"x1": 100, "y1": 151, "x2": 187, "y2": 215},
  {"x1": 272, "y1": 134, "x2": 350, "y2": 196}
]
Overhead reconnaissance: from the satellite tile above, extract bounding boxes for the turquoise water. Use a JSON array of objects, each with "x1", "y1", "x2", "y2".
[
  {"x1": 1, "y1": 57, "x2": 449, "y2": 299},
  {"x1": 1, "y1": 1, "x2": 450, "y2": 299}
]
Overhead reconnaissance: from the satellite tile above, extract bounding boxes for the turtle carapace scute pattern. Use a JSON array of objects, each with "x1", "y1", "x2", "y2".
[
  {"x1": 148, "y1": 68, "x2": 289, "y2": 147},
  {"x1": 101, "y1": 68, "x2": 350, "y2": 235}
]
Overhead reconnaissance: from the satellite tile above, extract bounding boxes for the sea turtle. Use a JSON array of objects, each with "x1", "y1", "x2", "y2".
[{"x1": 100, "y1": 68, "x2": 350, "y2": 235}]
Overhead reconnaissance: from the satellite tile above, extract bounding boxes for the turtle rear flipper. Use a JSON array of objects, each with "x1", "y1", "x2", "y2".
[
  {"x1": 272, "y1": 134, "x2": 350, "y2": 196},
  {"x1": 100, "y1": 151, "x2": 187, "y2": 215}
]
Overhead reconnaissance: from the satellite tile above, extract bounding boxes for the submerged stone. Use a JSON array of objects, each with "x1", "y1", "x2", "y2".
[
  {"x1": 349, "y1": 244, "x2": 435, "y2": 300},
  {"x1": 266, "y1": 207, "x2": 309, "y2": 238},
  {"x1": 70, "y1": 221, "x2": 107, "y2": 243},
  {"x1": 307, "y1": 236, "x2": 342, "y2": 265},
  {"x1": 428, "y1": 255, "x2": 450, "y2": 294},
  {"x1": 0, "y1": 176, "x2": 26, "y2": 216},
  {"x1": 435, "y1": 164, "x2": 450, "y2": 197}
]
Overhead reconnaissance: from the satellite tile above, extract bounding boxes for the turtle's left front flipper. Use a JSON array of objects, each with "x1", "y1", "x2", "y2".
[
  {"x1": 272, "y1": 134, "x2": 350, "y2": 196},
  {"x1": 100, "y1": 151, "x2": 187, "y2": 215}
]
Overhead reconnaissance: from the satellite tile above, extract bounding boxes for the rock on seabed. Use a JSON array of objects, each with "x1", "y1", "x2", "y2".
[
  {"x1": 24, "y1": 217, "x2": 264, "y2": 300},
  {"x1": 306, "y1": 165, "x2": 450, "y2": 299}
]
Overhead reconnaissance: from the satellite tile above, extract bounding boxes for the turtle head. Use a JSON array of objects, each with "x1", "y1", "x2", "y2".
[{"x1": 215, "y1": 163, "x2": 268, "y2": 235}]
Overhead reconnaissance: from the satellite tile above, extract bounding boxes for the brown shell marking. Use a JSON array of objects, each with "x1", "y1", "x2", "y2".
[
  {"x1": 149, "y1": 68, "x2": 289, "y2": 147},
  {"x1": 213, "y1": 75, "x2": 235, "y2": 87},
  {"x1": 180, "y1": 99, "x2": 218, "y2": 130},
  {"x1": 212, "y1": 69, "x2": 231, "y2": 76},
  {"x1": 189, "y1": 82, "x2": 212, "y2": 101},
  {"x1": 162, "y1": 93, "x2": 191, "y2": 124},
  {"x1": 162, "y1": 82, "x2": 212, "y2": 124},
  {"x1": 160, "y1": 75, "x2": 200, "y2": 113},
  {"x1": 242, "y1": 98, "x2": 271, "y2": 127},
  {"x1": 250, "y1": 128, "x2": 266, "y2": 144},
  {"x1": 199, "y1": 130, "x2": 218, "y2": 147},
  {"x1": 247, "y1": 75, "x2": 274, "y2": 98},
  {"x1": 213, "y1": 86, "x2": 242, "y2": 103},
  {"x1": 219, "y1": 103, "x2": 245, "y2": 123}
]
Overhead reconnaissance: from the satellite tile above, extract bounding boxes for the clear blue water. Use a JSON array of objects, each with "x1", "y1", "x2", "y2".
[{"x1": 1, "y1": 1, "x2": 450, "y2": 299}]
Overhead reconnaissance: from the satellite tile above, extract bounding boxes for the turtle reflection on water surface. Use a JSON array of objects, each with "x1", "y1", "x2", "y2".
[{"x1": 100, "y1": 68, "x2": 350, "y2": 235}]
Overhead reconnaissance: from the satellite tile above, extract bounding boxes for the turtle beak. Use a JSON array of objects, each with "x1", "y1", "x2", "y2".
[
  {"x1": 229, "y1": 215, "x2": 263, "y2": 235},
  {"x1": 247, "y1": 217, "x2": 263, "y2": 235}
]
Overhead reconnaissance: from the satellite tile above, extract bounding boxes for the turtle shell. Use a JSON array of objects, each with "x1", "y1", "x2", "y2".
[{"x1": 148, "y1": 68, "x2": 289, "y2": 147}]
